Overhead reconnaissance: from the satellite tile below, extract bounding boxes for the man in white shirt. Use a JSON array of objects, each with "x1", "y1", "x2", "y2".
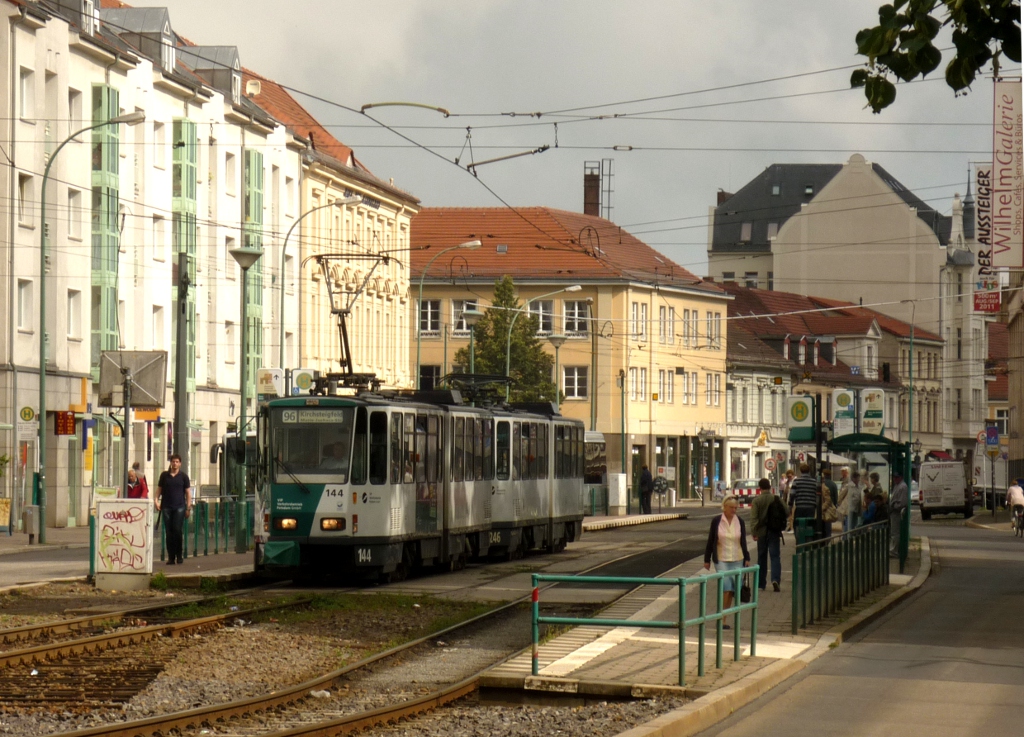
[{"x1": 1006, "y1": 479, "x2": 1024, "y2": 529}]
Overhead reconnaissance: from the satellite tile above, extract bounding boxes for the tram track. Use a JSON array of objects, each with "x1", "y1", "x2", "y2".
[{"x1": 41, "y1": 530, "x2": 707, "y2": 737}]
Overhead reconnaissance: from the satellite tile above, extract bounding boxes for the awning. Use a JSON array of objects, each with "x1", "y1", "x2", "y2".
[
  {"x1": 585, "y1": 431, "x2": 606, "y2": 444},
  {"x1": 863, "y1": 452, "x2": 889, "y2": 466},
  {"x1": 927, "y1": 450, "x2": 954, "y2": 461},
  {"x1": 806, "y1": 451, "x2": 854, "y2": 465}
]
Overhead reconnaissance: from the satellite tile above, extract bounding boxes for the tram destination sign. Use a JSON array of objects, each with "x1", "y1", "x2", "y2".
[{"x1": 282, "y1": 409, "x2": 348, "y2": 424}]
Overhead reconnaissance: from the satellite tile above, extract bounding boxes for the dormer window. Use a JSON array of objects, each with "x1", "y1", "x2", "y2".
[
  {"x1": 161, "y1": 34, "x2": 175, "y2": 73},
  {"x1": 813, "y1": 341, "x2": 820, "y2": 366},
  {"x1": 83, "y1": 0, "x2": 96, "y2": 35},
  {"x1": 798, "y1": 341, "x2": 806, "y2": 364},
  {"x1": 783, "y1": 337, "x2": 790, "y2": 360},
  {"x1": 831, "y1": 340, "x2": 837, "y2": 366},
  {"x1": 231, "y1": 71, "x2": 240, "y2": 105}
]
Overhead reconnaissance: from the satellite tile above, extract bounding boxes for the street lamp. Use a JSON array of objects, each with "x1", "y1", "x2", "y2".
[
  {"x1": 36, "y1": 110, "x2": 145, "y2": 543},
  {"x1": 547, "y1": 334, "x2": 567, "y2": 412},
  {"x1": 278, "y1": 194, "x2": 362, "y2": 370},
  {"x1": 415, "y1": 240, "x2": 481, "y2": 389},
  {"x1": 462, "y1": 309, "x2": 484, "y2": 373},
  {"x1": 698, "y1": 428, "x2": 716, "y2": 508},
  {"x1": 505, "y1": 285, "x2": 582, "y2": 401},
  {"x1": 230, "y1": 245, "x2": 263, "y2": 553}
]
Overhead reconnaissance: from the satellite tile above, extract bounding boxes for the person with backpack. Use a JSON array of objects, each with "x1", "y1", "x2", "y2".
[{"x1": 750, "y1": 478, "x2": 785, "y2": 592}]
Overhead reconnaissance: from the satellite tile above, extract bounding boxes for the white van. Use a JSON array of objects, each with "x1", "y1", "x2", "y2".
[{"x1": 918, "y1": 461, "x2": 973, "y2": 520}]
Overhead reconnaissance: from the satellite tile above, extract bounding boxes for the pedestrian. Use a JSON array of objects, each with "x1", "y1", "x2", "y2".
[
  {"x1": 889, "y1": 471, "x2": 909, "y2": 558},
  {"x1": 155, "y1": 454, "x2": 192, "y2": 565},
  {"x1": 822, "y1": 468, "x2": 838, "y2": 507},
  {"x1": 788, "y1": 463, "x2": 818, "y2": 537},
  {"x1": 703, "y1": 495, "x2": 751, "y2": 627},
  {"x1": 125, "y1": 469, "x2": 149, "y2": 499},
  {"x1": 838, "y1": 469, "x2": 863, "y2": 531},
  {"x1": 750, "y1": 479, "x2": 783, "y2": 592},
  {"x1": 780, "y1": 469, "x2": 795, "y2": 505},
  {"x1": 639, "y1": 464, "x2": 654, "y2": 515},
  {"x1": 819, "y1": 481, "x2": 838, "y2": 539},
  {"x1": 132, "y1": 461, "x2": 146, "y2": 484},
  {"x1": 865, "y1": 472, "x2": 884, "y2": 510}
]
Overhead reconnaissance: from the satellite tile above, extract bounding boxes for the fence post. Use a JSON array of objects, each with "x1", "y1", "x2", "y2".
[
  {"x1": 791, "y1": 548, "x2": 800, "y2": 635},
  {"x1": 750, "y1": 566, "x2": 759, "y2": 657},
  {"x1": 531, "y1": 574, "x2": 540, "y2": 676},
  {"x1": 678, "y1": 578, "x2": 686, "y2": 686},
  {"x1": 715, "y1": 577, "x2": 724, "y2": 670},
  {"x1": 89, "y1": 512, "x2": 96, "y2": 580},
  {"x1": 733, "y1": 570, "x2": 741, "y2": 660},
  {"x1": 698, "y1": 579, "x2": 707, "y2": 677}
]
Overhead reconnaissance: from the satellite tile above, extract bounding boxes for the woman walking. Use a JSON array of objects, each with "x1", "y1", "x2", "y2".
[{"x1": 703, "y1": 495, "x2": 751, "y2": 627}]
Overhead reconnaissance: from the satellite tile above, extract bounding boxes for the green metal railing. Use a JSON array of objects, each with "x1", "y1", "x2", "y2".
[
  {"x1": 531, "y1": 567, "x2": 759, "y2": 687},
  {"x1": 157, "y1": 498, "x2": 252, "y2": 562},
  {"x1": 791, "y1": 520, "x2": 889, "y2": 635},
  {"x1": 586, "y1": 485, "x2": 609, "y2": 516}
]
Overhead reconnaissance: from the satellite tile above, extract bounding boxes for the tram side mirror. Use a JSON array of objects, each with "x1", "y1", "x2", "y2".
[
  {"x1": 225, "y1": 437, "x2": 247, "y2": 464},
  {"x1": 210, "y1": 442, "x2": 223, "y2": 464}
]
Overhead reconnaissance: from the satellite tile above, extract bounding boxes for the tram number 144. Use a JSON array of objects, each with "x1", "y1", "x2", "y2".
[{"x1": 357, "y1": 548, "x2": 372, "y2": 564}]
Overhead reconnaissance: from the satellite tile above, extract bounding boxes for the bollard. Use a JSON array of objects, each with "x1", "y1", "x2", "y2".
[{"x1": 88, "y1": 513, "x2": 96, "y2": 580}]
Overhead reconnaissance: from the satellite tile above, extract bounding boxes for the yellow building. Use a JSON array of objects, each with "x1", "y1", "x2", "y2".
[{"x1": 410, "y1": 207, "x2": 729, "y2": 498}]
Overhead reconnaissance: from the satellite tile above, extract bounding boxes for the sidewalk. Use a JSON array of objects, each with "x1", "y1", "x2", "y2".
[
  {"x1": 482, "y1": 533, "x2": 927, "y2": 703},
  {"x1": 583, "y1": 511, "x2": 688, "y2": 531},
  {"x1": 966, "y1": 508, "x2": 1014, "y2": 532}
]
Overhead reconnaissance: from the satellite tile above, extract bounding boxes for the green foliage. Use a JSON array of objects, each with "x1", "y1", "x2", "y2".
[
  {"x1": 0, "y1": 454, "x2": 9, "y2": 479},
  {"x1": 852, "y1": 0, "x2": 1020, "y2": 112},
  {"x1": 150, "y1": 572, "x2": 169, "y2": 591},
  {"x1": 452, "y1": 276, "x2": 558, "y2": 403}
]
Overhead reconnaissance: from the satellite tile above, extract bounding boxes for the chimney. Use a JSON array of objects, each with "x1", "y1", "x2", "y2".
[
  {"x1": 584, "y1": 162, "x2": 601, "y2": 217},
  {"x1": 717, "y1": 189, "x2": 734, "y2": 205}
]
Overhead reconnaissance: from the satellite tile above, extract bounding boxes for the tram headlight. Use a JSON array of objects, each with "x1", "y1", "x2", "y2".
[
  {"x1": 320, "y1": 518, "x2": 346, "y2": 531},
  {"x1": 274, "y1": 517, "x2": 298, "y2": 531}
]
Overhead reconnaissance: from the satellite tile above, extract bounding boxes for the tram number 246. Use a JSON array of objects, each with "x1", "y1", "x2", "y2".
[{"x1": 357, "y1": 548, "x2": 372, "y2": 564}]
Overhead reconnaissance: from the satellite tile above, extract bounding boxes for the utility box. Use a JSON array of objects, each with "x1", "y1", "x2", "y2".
[
  {"x1": 22, "y1": 505, "x2": 40, "y2": 540},
  {"x1": 607, "y1": 473, "x2": 628, "y2": 516}
]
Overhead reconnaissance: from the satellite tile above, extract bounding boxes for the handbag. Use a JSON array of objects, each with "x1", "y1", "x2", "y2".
[{"x1": 740, "y1": 573, "x2": 752, "y2": 603}]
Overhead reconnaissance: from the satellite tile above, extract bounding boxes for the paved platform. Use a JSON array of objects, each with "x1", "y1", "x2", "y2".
[{"x1": 482, "y1": 533, "x2": 926, "y2": 700}]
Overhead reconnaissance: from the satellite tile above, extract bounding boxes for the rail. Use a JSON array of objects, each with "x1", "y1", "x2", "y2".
[
  {"x1": 791, "y1": 520, "x2": 889, "y2": 635},
  {"x1": 531, "y1": 568, "x2": 760, "y2": 687}
]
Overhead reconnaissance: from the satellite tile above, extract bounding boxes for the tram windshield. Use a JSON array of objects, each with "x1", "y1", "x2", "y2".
[{"x1": 271, "y1": 407, "x2": 355, "y2": 482}]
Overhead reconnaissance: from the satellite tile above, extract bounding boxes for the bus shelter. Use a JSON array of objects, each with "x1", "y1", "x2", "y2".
[{"x1": 828, "y1": 433, "x2": 912, "y2": 573}]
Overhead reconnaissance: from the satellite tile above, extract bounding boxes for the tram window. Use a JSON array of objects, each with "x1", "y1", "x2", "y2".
[
  {"x1": 415, "y1": 414, "x2": 428, "y2": 483},
  {"x1": 350, "y1": 408, "x2": 368, "y2": 485},
  {"x1": 512, "y1": 422, "x2": 521, "y2": 480},
  {"x1": 390, "y1": 413, "x2": 402, "y2": 484},
  {"x1": 404, "y1": 413, "x2": 416, "y2": 483},
  {"x1": 427, "y1": 415, "x2": 440, "y2": 482},
  {"x1": 560, "y1": 426, "x2": 569, "y2": 478},
  {"x1": 453, "y1": 417, "x2": 465, "y2": 482},
  {"x1": 554, "y1": 426, "x2": 563, "y2": 478},
  {"x1": 496, "y1": 421, "x2": 510, "y2": 480},
  {"x1": 576, "y1": 427, "x2": 584, "y2": 477},
  {"x1": 483, "y1": 419, "x2": 494, "y2": 480},
  {"x1": 462, "y1": 418, "x2": 472, "y2": 481},
  {"x1": 538, "y1": 423, "x2": 548, "y2": 477},
  {"x1": 473, "y1": 418, "x2": 483, "y2": 481},
  {"x1": 369, "y1": 411, "x2": 388, "y2": 485},
  {"x1": 526, "y1": 423, "x2": 537, "y2": 480}
]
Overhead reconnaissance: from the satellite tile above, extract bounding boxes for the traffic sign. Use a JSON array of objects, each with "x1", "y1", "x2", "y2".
[
  {"x1": 977, "y1": 430, "x2": 987, "y2": 444},
  {"x1": 55, "y1": 411, "x2": 76, "y2": 436},
  {"x1": 985, "y1": 426, "x2": 1000, "y2": 446},
  {"x1": 986, "y1": 447, "x2": 1000, "y2": 459},
  {"x1": 775, "y1": 451, "x2": 787, "y2": 463},
  {"x1": 764, "y1": 458, "x2": 777, "y2": 472},
  {"x1": 19, "y1": 406, "x2": 35, "y2": 422}
]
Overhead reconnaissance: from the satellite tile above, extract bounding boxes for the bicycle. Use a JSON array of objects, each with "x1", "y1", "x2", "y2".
[{"x1": 1013, "y1": 505, "x2": 1024, "y2": 538}]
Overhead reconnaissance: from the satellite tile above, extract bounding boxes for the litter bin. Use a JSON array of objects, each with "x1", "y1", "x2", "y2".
[{"x1": 22, "y1": 504, "x2": 40, "y2": 543}]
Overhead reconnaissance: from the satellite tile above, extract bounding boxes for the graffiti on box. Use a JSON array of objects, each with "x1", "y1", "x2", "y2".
[{"x1": 96, "y1": 500, "x2": 153, "y2": 574}]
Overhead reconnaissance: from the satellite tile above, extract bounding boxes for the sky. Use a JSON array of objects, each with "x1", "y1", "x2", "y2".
[{"x1": 137, "y1": 0, "x2": 1009, "y2": 277}]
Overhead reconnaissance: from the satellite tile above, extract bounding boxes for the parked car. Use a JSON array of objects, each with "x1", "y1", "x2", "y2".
[
  {"x1": 910, "y1": 480, "x2": 919, "y2": 505},
  {"x1": 730, "y1": 479, "x2": 763, "y2": 506}
]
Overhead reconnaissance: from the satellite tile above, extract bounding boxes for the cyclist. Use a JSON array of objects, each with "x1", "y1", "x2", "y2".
[{"x1": 1006, "y1": 479, "x2": 1024, "y2": 532}]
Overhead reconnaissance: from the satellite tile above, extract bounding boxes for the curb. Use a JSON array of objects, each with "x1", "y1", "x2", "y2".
[
  {"x1": 965, "y1": 518, "x2": 1010, "y2": 532},
  {"x1": 612, "y1": 537, "x2": 933, "y2": 737},
  {"x1": 0, "y1": 543, "x2": 90, "y2": 557},
  {"x1": 582, "y1": 513, "x2": 688, "y2": 532}
]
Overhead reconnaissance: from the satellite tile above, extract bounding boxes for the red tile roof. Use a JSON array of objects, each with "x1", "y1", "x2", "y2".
[
  {"x1": 805, "y1": 295, "x2": 942, "y2": 342},
  {"x1": 410, "y1": 207, "x2": 723, "y2": 293},
  {"x1": 988, "y1": 321, "x2": 1008, "y2": 361}
]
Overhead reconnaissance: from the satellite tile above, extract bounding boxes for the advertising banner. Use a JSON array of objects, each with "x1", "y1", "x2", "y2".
[
  {"x1": 832, "y1": 388, "x2": 856, "y2": 438},
  {"x1": 991, "y1": 80, "x2": 1022, "y2": 268},
  {"x1": 859, "y1": 389, "x2": 886, "y2": 435}
]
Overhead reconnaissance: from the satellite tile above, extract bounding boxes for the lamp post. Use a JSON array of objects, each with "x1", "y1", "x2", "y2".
[
  {"x1": 547, "y1": 334, "x2": 567, "y2": 412},
  {"x1": 462, "y1": 309, "x2": 484, "y2": 373},
  {"x1": 415, "y1": 240, "x2": 481, "y2": 389},
  {"x1": 230, "y1": 245, "x2": 263, "y2": 553},
  {"x1": 278, "y1": 195, "x2": 361, "y2": 371},
  {"x1": 698, "y1": 428, "x2": 715, "y2": 507},
  {"x1": 505, "y1": 285, "x2": 581, "y2": 401},
  {"x1": 36, "y1": 111, "x2": 145, "y2": 543}
]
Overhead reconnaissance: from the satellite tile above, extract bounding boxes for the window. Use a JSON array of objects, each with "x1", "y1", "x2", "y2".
[
  {"x1": 956, "y1": 272, "x2": 963, "y2": 302},
  {"x1": 658, "y1": 369, "x2": 665, "y2": 402},
  {"x1": 225, "y1": 152, "x2": 237, "y2": 196},
  {"x1": 956, "y1": 389, "x2": 962, "y2": 420},
  {"x1": 17, "y1": 280, "x2": 32, "y2": 331},
  {"x1": 771, "y1": 183, "x2": 781, "y2": 196},
  {"x1": 161, "y1": 35, "x2": 175, "y2": 72},
  {"x1": 690, "y1": 372, "x2": 697, "y2": 404},
  {"x1": 705, "y1": 373, "x2": 713, "y2": 405},
  {"x1": 19, "y1": 67, "x2": 34, "y2": 119},
  {"x1": 768, "y1": 272, "x2": 774, "y2": 290},
  {"x1": 564, "y1": 367, "x2": 588, "y2": 399},
  {"x1": 152, "y1": 215, "x2": 166, "y2": 262},
  {"x1": 419, "y1": 365, "x2": 440, "y2": 391},
  {"x1": 667, "y1": 307, "x2": 675, "y2": 344},
  {"x1": 153, "y1": 122, "x2": 166, "y2": 169},
  {"x1": 666, "y1": 370, "x2": 674, "y2": 402},
  {"x1": 224, "y1": 236, "x2": 237, "y2": 280},
  {"x1": 67, "y1": 189, "x2": 83, "y2": 240},
  {"x1": 659, "y1": 306, "x2": 667, "y2": 344},
  {"x1": 419, "y1": 299, "x2": 441, "y2": 334},
  {"x1": 631, "y1": 302, "x2": 647, "y2": 339},
  {"x1": 713, "y1": 313, "x2": 722, "y2": 348},
  {"x1": 996, "y1": 408, "x2": 1009, "y2": 435},
  {"x1": 741, "y1": 387, "x2": 748, "y2": 421},
  {"x1": 956, "y1": 329, "x2": 962, "y2": 359},
  {"x1": 639, "y1": 368, "x2": 647, "y2": 400},
  {"x1": 530, "y1": 300, "x2": 553, "y2": 334},
  {"x1": 740, "y1": 222, "x2": 752, "y2": 242},
  {"x1": 973, "y1": 389, "x2": 982, "y2": 419},
  {"x1": 767, "y1": 222, "x2": 779, "y2": 239},
  {"x1": 564, "y1": 300, "x2": 589, "y2": 335},
  {"x1": 452, "y1": 299, "x2": 477, "y2": 336},
  {"x1": 683, "y1": 309, "x2": 691, "y2": 347},
  {"x1": 67, "y1": 289, "x2": 82, "y2": 339},
  {"x1": 681, "y1": 372, "x2": 689, "y2": 404},
  {"x1": 973, "y1": 328, "x2": 982, "y2": 360},
  {"x1": 744, "y1": 271, "x2": 758, "y2": 288},
  {"x1": 804, "y1": 184, "x2": 814, "y2": 196},
  {"x1": 151, "y1": 306, "x2": 164, "y2": 350},
  {"x1": 68, "y1": 88, "x2": 82, "y2": 132},
  {"x1": 722, "y1": 271, "x2": 735, "y2": 281},
  {"x1": 706, "y1": 311, "x2": 713, "y2": 348},
  {"x1": 224, "y1": 321, "x2": 236, "y2": 364},
  {"x1": 629, "y1": 367, "x2": 638, "y2": 400},
  {"x1": 18, "y1": 174, "x2": 33, "y2": 226},
  {"x1": 715, "y1": 374, "x2": 721, "y2": 406}
]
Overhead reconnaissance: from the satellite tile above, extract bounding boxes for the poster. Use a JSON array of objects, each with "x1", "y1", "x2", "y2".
[
  {"x1": 991, "y1": 80, "x2": 1022, "y2": 269},
  {"x1": 974, "y1": 163, "x2": 1002, "y2": 313},
  {"x1": 859, "y1": 389, "x2": 886, "y2": 435},
  {"x1": 95, "y1": 499, "x2": 154, "y2": 574}
]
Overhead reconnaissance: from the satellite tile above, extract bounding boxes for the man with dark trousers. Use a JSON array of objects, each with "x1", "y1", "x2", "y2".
[
  {"x1": 639, "y1": 464, "x2": 654, "y2": 515},
  {"x1": 156, "y1": 454, "x2": 192, "y2": 565}
]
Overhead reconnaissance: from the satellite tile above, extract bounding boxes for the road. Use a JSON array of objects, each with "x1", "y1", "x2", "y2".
[
  {"x1": 0, "y1": 546, "x2": 91, "y2": 588},
  {"x1": 698, "y1": 515, "x2": 1024, "y2": 736}
]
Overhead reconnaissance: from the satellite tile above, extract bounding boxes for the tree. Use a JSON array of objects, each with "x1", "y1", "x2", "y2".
[
  {"x1": 852, "y1": 0, "x2": 1020, "y2": 112},
  {"x1": 453, "y1": 276, "x2": 557, "y2": 403}
]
